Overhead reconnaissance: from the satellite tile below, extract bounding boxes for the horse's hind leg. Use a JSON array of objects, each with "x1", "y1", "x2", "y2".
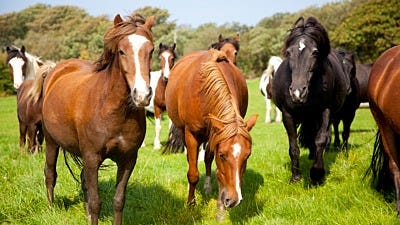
[
  {"x1": 332, "y1": 119, "x2": 341, "y2": 148},
  {"x1": 184, "y1": 129, "x2": 200, "y2": 206},
  {"x1": 44, "y1": 133, "x2": 60, "y2": 204},
  {"x1": 114, "y1": 151, "x2": 138, "y2": 225},
  {"x1": 19, "y1": 123, "x2": 27, "y2": 154},
  {"x1": 153, "y1": 108, "x2": 162, "y2": 150},
  {"x1": 265, "y1": 98, "x2": 272, "y2": 123},
  {"x1": 341, "y1": 111, "x2": 356, "y2": 150}
]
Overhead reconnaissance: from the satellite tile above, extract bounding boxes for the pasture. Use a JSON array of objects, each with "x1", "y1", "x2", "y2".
[{"x1": 0, "y1": 79, "x2": 397, "y2": 224}]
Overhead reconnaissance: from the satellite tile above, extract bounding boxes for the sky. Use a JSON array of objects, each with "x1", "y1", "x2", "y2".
[{"x1": 1, "y1": 0, "x2": 338, "y2": 27}]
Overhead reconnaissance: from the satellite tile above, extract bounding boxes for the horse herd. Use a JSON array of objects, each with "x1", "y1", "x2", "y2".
[{"x1": 4, "y1": 14, "x2": 400, "y2": 224}]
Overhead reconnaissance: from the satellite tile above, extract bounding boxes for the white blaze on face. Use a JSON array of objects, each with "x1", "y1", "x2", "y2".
[
  {"x1": 232, "y1": 143, "x2": 243, "y2": 203},
  {"x1": 128, "y1": 34, "x2": 150, "y2": 94},
  {"x1": 161, "y1": 51, "x2": 171, "y2": 79},
  {"x1": 9, "y1": 57, "x2": 25, "y2": 89},
  {"x1": 299, "y1": 39, "x2": 306, "y2": 52},
  {"x1": 294, "y1": 89, "x2": 301, "y2": 98}
]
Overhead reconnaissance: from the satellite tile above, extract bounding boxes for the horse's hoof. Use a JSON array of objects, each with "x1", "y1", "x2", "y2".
[
  {"x1": 310, "y1": 167, "x2": 325, "y2": 184},
  {"x1": 290, "y1": 174, "x2": 301, "y2": 183}
]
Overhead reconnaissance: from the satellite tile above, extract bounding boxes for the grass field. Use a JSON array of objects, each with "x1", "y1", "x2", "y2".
[{"x1": 0, "y1": 79, "x2": 398, "y2": 225}]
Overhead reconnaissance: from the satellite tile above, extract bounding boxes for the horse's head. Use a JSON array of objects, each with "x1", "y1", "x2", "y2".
[
  {"x1": 209, "y1": 114, "x2": 258, "y2": 209},
  {"x1": 210, "y1": 34, "x2": 240, "y2": 65},
  {"x1": 6, "y1": 45, "x2": 27, "y2": 89},
  {"x1": 158, "y1": 42, "x2": 176, "y2": 81},
  {"x1": 103, "y1": 14, "x2": 155, "y2": 107},
  {"x1": 335, "y1": 49, "x2": 356, "y2": 80},
  {"x1": 283, "y1": 17, "x2": 330, "y2": 103}
]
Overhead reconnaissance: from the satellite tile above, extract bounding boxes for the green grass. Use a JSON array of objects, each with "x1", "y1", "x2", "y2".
[{"x1": 0, "y1": 79, "x2": 398, "y2": 225}]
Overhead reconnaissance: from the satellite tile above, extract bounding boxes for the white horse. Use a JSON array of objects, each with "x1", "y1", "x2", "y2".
[{"x1": 259, "y1": 56, "x2": 282, "y2": 123}]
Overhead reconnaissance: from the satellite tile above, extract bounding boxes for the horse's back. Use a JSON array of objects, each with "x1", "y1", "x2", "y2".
[
  {"x1": 368, "y1": 45, "x2": 400, "y2": 128},
  {"x1": 166, "y1": 50, "x2": 247, "y2": 128}
]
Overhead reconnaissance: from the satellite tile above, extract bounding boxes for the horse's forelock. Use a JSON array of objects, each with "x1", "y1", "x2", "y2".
[
  {"x1": 283, "y1": 17, "x2": 330, "y2": 58},
  {"x1": 95, "y1": 14, "x2": 153, "y2": 72}
]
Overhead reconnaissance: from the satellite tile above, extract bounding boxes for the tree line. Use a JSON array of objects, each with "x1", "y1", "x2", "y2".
[{"x1": 0, "y1": 0, "x2": 399, "y2": 95}]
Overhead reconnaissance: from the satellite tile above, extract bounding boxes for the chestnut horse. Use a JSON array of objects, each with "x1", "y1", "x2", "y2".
[
  {"x1": 165, "y1": 49, "x2": 258, "y2": 220},
  {"x1": 209, "y1": 34, "x2": 240, "y2": 65},
  {"x1": 145, "y1": 43, "x2": 176, "y2": 149},
  {"x1": 30, "y1": 14, "x2": 154, "y2": 225},
  {"x1": 272, "y1": 17, "x2": 349, "y2": 184},
  {"x1": 5, "y1": 45, "x2": 46, "y2": 154},
  {"x1": 367, "y1": 45, "x2": 400, "y2": 217}
]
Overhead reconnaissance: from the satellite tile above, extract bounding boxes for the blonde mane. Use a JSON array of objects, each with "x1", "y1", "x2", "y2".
[
  {"x1": 28, "y1": 61, "x2": 56, "y2": 103},
  {"x1": 200, "y1": 49, "x2": 251, "y2": 151},
  {"x1": 24, "y1": 52, "x2": 43, "y2": 80}
]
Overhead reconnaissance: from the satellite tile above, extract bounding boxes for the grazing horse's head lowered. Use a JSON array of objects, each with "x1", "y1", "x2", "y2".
[{"x1": 283, "y1": 17, "x2": 331, "y2": 103}]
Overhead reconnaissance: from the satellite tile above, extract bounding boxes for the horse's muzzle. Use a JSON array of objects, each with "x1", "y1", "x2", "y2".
[
  {"x1": 132, "y1": 86, "x2": 152, "y2": 107},
  {"x1": 289, "y1": 85, "x2": 308, "y2": 103}
]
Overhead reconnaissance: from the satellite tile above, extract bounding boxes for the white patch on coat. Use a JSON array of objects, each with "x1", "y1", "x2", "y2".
[
  {"x1": 299, "y1": 39, "x2": 306, "y2": 52},
  {"x1": 9, "y1": 57, "x2": 25, "y2": 89}
]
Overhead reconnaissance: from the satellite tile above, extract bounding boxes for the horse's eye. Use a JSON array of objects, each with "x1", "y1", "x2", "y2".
[
  {"x1": 312, "y1": 49, "x2": 319, "y2": 56},
  {"x1": 286, "y1": 49, "x2": 291, "y2": 57},
  {"x1": 219, "y1": 153, "x2": 226, "y2": 160},
  {"x1": 119, "y1": 50, "x2": 125, "y2": 56}
]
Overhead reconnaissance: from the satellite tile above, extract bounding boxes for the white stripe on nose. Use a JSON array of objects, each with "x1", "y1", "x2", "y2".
[
  {"x1": 9, "y1": 57, "x2": 25, "y2": 89},
  {"x1": 128, "y1": 34, "x2": 150, "y2": 96},
  {"x1": 232, "y1": 143, "x2": 243, "y2": 203}
]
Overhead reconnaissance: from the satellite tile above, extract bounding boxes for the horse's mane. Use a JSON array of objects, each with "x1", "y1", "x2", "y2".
[
  {"x1": 200, "y1": 49, "x2": 251, "y2": 151},
  {"x1": 28, "y1": 61, "x2": 56, "y2": 103},
  {"x1": 209, "y1": 36, "x2": 240, "y2": 52},
  {"x1": 95, "y1": 14, "x2": 153, "y2": 72},
  {"x1": 282, "y1": 16, "x2": 330, "y2": 59}
]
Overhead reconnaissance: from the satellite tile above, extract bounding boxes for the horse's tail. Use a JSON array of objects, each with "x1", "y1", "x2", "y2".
[
  {"x1": 28, "y1": 61, "x2": 56, "y2": 103},
  {"x1": 365, "y1": 130, "x2": 394, "y2": 194},
  {"x1": 162, "y1": 123, "x2": 184, "y2": 154}
]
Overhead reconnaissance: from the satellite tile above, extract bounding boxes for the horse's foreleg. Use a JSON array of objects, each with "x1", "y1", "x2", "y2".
[
  {"x1": 332, "y1": 119, "x2": 341, "y2": 148},
  {"x1": 204, "y1": 144, "x2": 214, "y2": 194},
  {"x1": 43, "y1": 134, "x2": 60, "y2": 204},
  {"x1": 341, "y1": 111, "x2": 356, "y2": 150},
  {"x1": 153, "y1": 113, "x2": 162, "y2": 150},
  {"x1": 282, "y1": 110, "x2": 300, "y2": 182},
  {"x1": 82, "y1": 155, "x2": 101, "y2": 225},
  {"x1": 184, "y1": 129, "x2": 200, "y2": 206},
  {"x1": 19, "y1": 124, "x2": 27, "y2": 154},
  {"x1": 265, "y1": 98, "x2": 271, "y2": 123},
  {"x1": 275, "y1": 105, "x2": 282, "y2": 122},
  {"x1": 311, "y1": 108, "x2": 330, "y2": 183},
  {"x1": 114, "y1": 151, "x2": 138, "y2": 225},
  {"x1": 27, "y1": 124, "x2": 37, "y2": 154}
]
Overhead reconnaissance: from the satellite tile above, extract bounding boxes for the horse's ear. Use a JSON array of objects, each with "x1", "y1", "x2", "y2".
[
  {"x1": 208, "y1": 114, "x2": 224, "y2": 131},
  {"x1": 245, "y1": 114, "x2": 258, "y2": 132},
  {"x1": 20, "y1": 45, "x2": 25, "y2": 53},
  {"x1": 113, "y1": 14, "x2": 123, "y2": 25},
  {"x1": 171, "y1": 43, "x2": 176, "y2": 50},
  {"x1": 144, "y1": 15, "x2": 155, "y2": 30},
  {"x1": 159, "y1": 42, "x2": 163, "y2": 49},
  {"x1": 5, "y1": 46, "x2": 11, "y2": 52},
  {"x1": 218, "y1": 34, "x2": 224, "y2": 42},
  {"x1": 233, "y1": 33, "x2": 240, "y2": 42}
]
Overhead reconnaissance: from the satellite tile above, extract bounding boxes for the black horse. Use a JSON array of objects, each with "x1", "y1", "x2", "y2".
[
  {"x1": 332, "y1": 49, "x2": 360, "y2": 150},
  {"x1": 355, "y1": 63, "x2": 373, "y2": 104},
  {"x1": 271, "y1": 17, "x2": 350, "y2": 183}
]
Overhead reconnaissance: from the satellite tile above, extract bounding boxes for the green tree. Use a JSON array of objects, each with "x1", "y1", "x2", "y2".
[{"x1": 331, "y1": 0, "x2": 400, "y2": 62}]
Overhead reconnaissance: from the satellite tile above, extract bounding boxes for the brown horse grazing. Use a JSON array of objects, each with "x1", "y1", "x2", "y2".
[
  {"x1": 209, "y1": 34, "x2": 240, "y2": 65},
  {"x1": 164, "y1": 49, "x2": 258, "y2": 220},
  {"x1": 367, "y1": 45, "x2": 400, "y2": 218},
  {"x1": 5, "y1": 45, "x2": 46, "y2": 154},
  {"x1": 145, "y1": 43, "x2": 176, "y2": 149},
  {"x1": 30, "y1": 14, "x2": 154, "y2": 225}
]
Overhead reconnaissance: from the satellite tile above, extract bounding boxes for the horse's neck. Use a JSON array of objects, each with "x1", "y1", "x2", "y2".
[{"x1": 25, "y1": 54, "x2": 42, "y2": 80}]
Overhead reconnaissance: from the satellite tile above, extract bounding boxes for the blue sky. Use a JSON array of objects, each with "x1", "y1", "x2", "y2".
[{"x1": 1, "y1": 0, "x2": 338, "y2": 27}]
